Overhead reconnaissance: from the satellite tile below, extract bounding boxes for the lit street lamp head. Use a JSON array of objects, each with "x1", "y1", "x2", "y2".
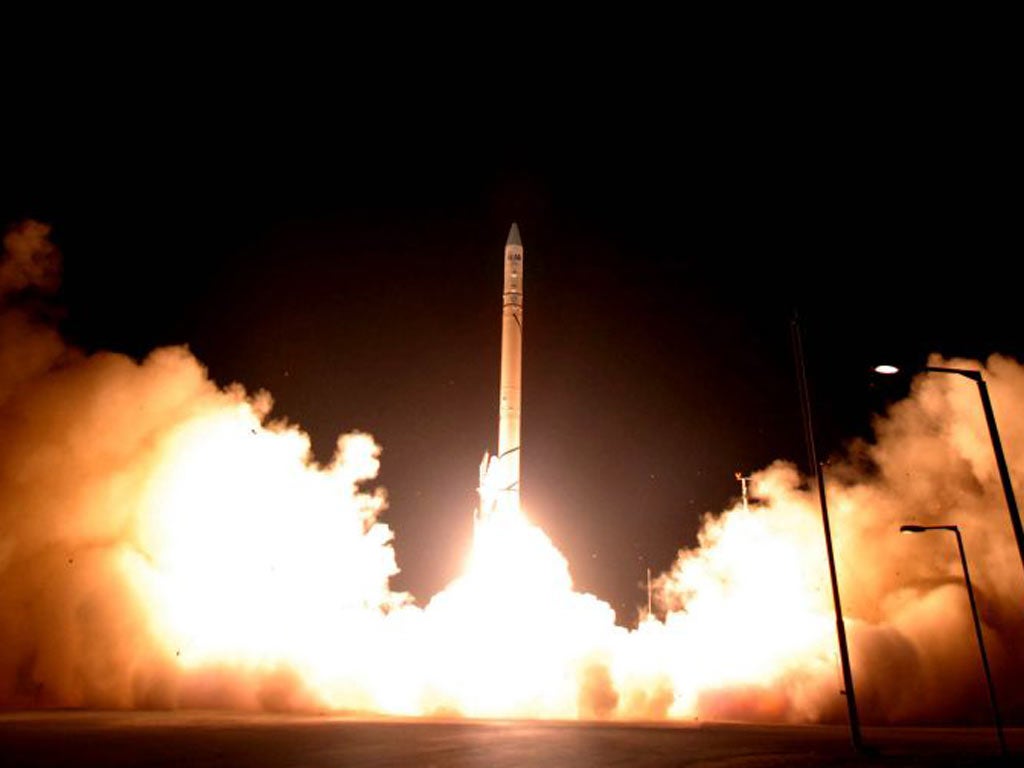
[{"x1": 873, "y1": 364, "x2": 982, "y2": 382}]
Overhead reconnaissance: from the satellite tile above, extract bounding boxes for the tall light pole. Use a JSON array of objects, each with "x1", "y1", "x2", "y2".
[
  {"x1": 793, "y1": 317, "x2": 865, "y2": 753},
  {"x1": 876, "y1": 365, "x2": 1024, "y2": 583},
  {"x1": 899, "y1": 524, "x2": 1007, "y2": 756}
]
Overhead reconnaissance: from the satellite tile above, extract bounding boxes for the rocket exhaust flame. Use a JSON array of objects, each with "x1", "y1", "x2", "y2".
[{"x1": 2, "y1": 220, "x2": 1024, "y2": 725}]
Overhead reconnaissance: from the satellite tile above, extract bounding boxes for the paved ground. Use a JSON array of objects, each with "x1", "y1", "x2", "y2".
[{"x1": 0, "y1": 711, "x2": 1015, "y2": 767}]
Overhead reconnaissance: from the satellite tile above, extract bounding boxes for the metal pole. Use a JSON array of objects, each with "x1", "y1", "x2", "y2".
[
  {"x1": 647, "y1": 567, "x2": 652, "y2": 618},
  {"x1": 976, "y1": 378, "x2": 1024, "y2": 580},
  {"x1": 952, "y1": 526, "x2": 1007, "y2": 756},
  {"x1": 926, "y1": 367, "x2": 1024, "y2": 582},
  {"x1": 792, "y1": 316, "x2": 865, "y2": 753}
]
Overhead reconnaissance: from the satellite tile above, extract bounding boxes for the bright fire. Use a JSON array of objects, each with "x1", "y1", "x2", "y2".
[{"x1": 3, "y1": 221, "x2": 1024, "y2": 722}]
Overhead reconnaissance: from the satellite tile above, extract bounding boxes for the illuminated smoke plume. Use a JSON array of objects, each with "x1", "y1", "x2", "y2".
[
  {"x1": 0, "y1": 220, "x2": 61, "y2": 298},
  {"x1": 0, "y1": 222, "x2": 406, "y2": 710},
  {"x1": 644, "y1": 356, "x2": 1024, "y2": 724},
  {"x1": 2, "y1": 220, "x2": 1024, "y2": 723}
]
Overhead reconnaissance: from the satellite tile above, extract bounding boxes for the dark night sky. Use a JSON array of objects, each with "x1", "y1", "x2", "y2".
[{"x1": 3, "y1": 43, "x2": 1017, "y2": 620}]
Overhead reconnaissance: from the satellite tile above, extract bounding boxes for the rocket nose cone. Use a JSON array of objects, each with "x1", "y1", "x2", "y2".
[{"x1": 506, "y1": 222, "x2": 522, "y2": 247}]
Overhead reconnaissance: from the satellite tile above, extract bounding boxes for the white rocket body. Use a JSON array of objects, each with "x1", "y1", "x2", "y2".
[
  {"x1": 498, "y1": 222, "x2": 524, "y2": 502},
  {"x1": 479, "y1": 223, "x2": 524, "y2": 521}
]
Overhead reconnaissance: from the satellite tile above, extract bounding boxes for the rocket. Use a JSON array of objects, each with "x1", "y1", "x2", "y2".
[
  {"x1": 479, "y1": 223, "x2": 524, "y2": 520},
  {"x1": 498, "y1": 222, "x2": 524, "y2": 499}
]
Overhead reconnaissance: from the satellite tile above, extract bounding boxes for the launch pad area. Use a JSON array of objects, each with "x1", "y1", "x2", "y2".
[{"x1": 0, "y1": 711, "x2": 1013, "y2": 767}]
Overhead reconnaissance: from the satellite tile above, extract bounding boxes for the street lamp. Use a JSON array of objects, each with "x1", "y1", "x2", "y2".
[
  {"x1": 794, "y1": 317, "x2": 865, "y2": 753},
  {"x1": 876, "y1": 364, "x2": 1024, "y2": 584},
  {"x1": 899, "y1": 524, "x2": 1007, "y2": 756}
]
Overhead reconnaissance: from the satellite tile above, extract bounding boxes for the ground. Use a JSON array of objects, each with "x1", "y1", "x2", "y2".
[{"x1": 0, "y1": 712, "x2": 1013, "y2": 767}]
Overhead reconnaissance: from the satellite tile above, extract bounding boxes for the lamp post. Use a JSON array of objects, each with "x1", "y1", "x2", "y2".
[
  {"x1": 876, "y1": 365, "x2": 1024, "y2": 584},
  {"x1": 899, "y1": 524, "x2": 1007, "y2": 755},
  {"x1": 793, "y1": 317, "x2": 865, "y2": 753}
]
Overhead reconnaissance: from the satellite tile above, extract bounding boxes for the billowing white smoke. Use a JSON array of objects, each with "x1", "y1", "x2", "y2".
[
  {"x1": 2, "y1": 219, "x2": 1023, "y2": 723},
  {"x1": 0, "y1": 222, "x2": 406, "y2": 710},
  {"x1": 647, "y1": 355, "x2": 1024, "y2": 724}
]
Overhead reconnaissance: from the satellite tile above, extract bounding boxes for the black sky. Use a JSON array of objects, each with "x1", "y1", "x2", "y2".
[{"x1": 3, "y1": 42, "x2": 1017, "y2": 619}]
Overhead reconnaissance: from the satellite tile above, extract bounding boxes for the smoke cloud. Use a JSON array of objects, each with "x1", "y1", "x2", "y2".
[
  {"x1": 2, "y1": 220, "x2": 1023, "y2": 724},
  {"x1": 647, "y1": 357, "x2": 1024, "y2": 724},
  {"x1": 0, "y1": 222, "x2": 404, "y2": 710},
  {"x1": 0, "y1": 220, "x2": 61, "y2": 298}
]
